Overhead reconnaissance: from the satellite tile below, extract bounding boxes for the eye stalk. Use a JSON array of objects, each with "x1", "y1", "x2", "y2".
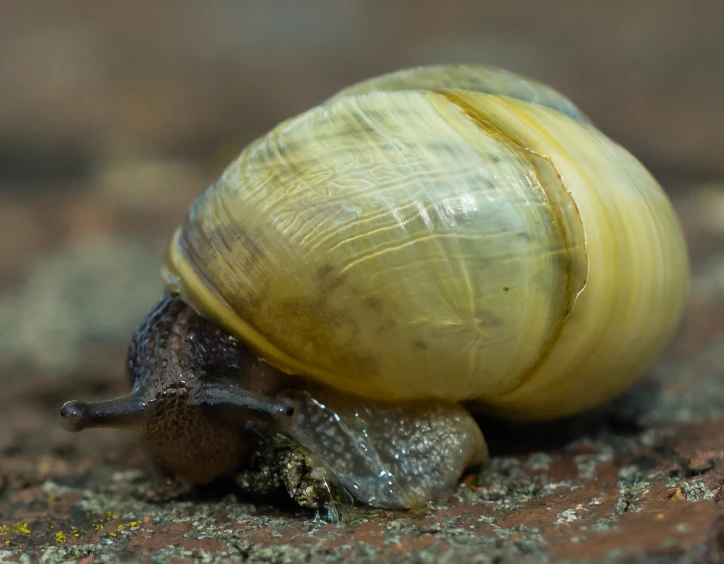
[
  {"x1": 60, "y1": 392, "x2": 148, "y2": 432},
  {"x1": 190, "y1": 381, "x2": 296, "y2": 429},
  {"x1": 59, "y1": 291, "x2": 294, "y2": 484}
]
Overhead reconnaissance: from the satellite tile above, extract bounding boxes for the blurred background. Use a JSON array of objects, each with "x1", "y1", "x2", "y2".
[{"x1": 0, "y1": 0, "x2": 723, "y2": 503}]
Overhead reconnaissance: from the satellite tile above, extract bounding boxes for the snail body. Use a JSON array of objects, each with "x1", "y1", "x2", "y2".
[{"x1": 60, "y1": 64, "x2": 689, "y2": 511}]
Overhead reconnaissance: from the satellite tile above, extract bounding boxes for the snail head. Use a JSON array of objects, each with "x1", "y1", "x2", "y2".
[{"x1": 60, "y1": 291, "x2": 295, "y2": 484}]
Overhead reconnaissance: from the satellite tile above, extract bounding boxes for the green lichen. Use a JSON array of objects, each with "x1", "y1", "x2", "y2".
[
  {"x1": 614, "y1": 464, "x2": 651, "y2": 514},
  {"x1": 681, "y1": 479, "x2": 718, "y2": 502},
  {"x1": 574, "y1": 447, "x2": 614, "y2": 481},
  {"x1": 457, "y1": 455, "x2": 580, "y2": 512}
]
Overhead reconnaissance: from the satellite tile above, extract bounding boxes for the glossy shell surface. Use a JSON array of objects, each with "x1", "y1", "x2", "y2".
[{"x1": 162, "y1": 65, "x2": 689, "y2": 419}]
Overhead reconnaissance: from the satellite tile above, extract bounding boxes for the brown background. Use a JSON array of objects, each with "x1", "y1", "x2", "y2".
[{"x1": 1, "y1": 1, "x2": 724, "y2": 562}]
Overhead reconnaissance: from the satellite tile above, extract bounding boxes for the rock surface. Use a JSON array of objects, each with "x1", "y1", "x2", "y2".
[{"x1": 1, "y1": 3, "x2": 724, "y2": 563}]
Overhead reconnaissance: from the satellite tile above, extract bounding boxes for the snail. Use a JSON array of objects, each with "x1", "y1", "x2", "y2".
[{"x1": 59, "y1": 64, "x2": 689, "y2": 512}]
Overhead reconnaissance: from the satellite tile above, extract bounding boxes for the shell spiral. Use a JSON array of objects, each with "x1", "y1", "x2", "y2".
[{"x1": 162, "y1": 65, "x2": 689, "y2": 420}]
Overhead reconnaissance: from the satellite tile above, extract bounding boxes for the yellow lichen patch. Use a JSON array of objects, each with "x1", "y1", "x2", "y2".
[
  {"x1": 117, "y1": 520, "x2": 141, "y2": 531},
  {"x1": 0, "y1": 525, "x2": 9, "y2": 535},
  {"x1": 56, "y1": 531, "x2": 67, "y2": 543},
  {"x1": 13, "y1": 523, "x2": 30, "y2": 535},
  {"x1": 88, "y1": 509, "x2": 122, "y2": 533}
]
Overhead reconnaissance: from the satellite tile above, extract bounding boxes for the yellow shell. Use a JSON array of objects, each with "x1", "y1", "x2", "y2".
[{"x1": 162, "y1": 64, "x2": 689, "y2": 421}]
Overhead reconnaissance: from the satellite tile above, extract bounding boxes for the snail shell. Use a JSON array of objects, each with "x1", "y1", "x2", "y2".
[{"x1": 163, "y1": 64, "x2": 689, "y2": 420}]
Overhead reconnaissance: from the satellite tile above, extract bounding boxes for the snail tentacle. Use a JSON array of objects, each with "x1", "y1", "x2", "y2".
[
  {"x1": 192, "y1": 379, "x2": 296, "y2": 430},
  {"x1": 60, "y1": 391, "x2": 148, "y2": 432}
]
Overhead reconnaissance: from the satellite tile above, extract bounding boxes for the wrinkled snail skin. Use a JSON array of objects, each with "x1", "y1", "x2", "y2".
[{"x1": 59, "y1": 64, "x2": 690, "y2": 511}]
